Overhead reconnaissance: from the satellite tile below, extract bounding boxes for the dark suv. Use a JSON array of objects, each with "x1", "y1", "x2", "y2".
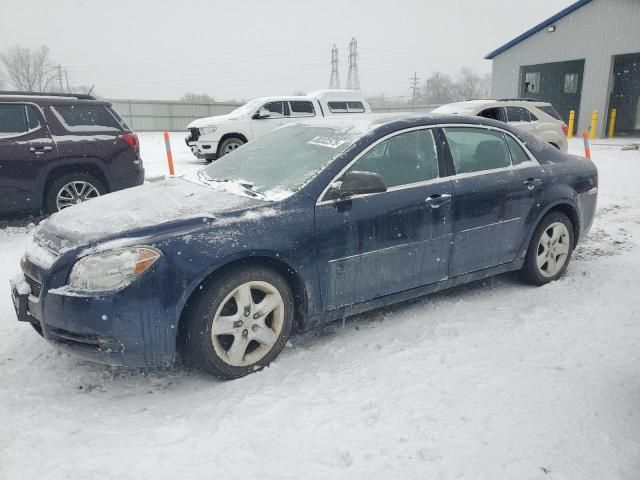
[{"x1": 0, "y1": 91, "x2": 144, "y2": 216}]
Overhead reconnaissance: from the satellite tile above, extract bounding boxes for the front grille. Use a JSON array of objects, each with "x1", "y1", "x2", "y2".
[
  {"x1": 24, "y1": 275, "x2": 42, "y2": 298},
  {"x1": 189, "y1": 127, "x2": 200, "y2": 142}
]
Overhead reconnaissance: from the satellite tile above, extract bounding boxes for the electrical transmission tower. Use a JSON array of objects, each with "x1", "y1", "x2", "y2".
[
  {"x1": 328, "y1": 44, "x2": 341, "y2": 89},
  {"x1": 409, "y1": 72, "x2": 420, "y2": 105},
  {"x1": 345, "y1": 37, "x2": 361, "y2": 91}
]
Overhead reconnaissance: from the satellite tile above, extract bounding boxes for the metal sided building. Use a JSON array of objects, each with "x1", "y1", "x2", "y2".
[{"x1": 486, "y1": 0, "x2": 640, "y2": 137}]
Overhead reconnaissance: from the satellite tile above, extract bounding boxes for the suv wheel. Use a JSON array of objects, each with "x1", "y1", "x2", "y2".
[
  {"x1": 180, "y1": 266, "x2": 294, "y2": 379},
  {"x1": 45, "y1": 173, "x2": 107, "y2": 213},
  {"x1": 218, "y1": 137, "x2": 244, "y2": 158}
]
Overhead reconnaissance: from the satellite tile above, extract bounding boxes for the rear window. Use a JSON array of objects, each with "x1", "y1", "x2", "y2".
[
  {"x1": 52, "y1": 104, "x2": 122, "y2": 132},
  {"x1": 328, "y1": 101, "x2": 365, "y2": 113},
  {"x1": 506, "y1": 106, "x2": 532, "y2": 123},
  {"x1": 538, "y1": 105, "x2": 563, "y2": 121}
]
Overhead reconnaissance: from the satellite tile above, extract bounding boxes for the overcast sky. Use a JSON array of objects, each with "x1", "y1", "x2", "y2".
[{"x1": 0, "y1": 0, "x2": 575, "y2": 101}]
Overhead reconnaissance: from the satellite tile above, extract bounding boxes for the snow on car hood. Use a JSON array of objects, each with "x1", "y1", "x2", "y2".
[
  {"x1": 187, "y1": 113, "x2": 246, "y2": 128},
  {"x1": 37, "y1": 177, "x2": 262, "y2": 250}
]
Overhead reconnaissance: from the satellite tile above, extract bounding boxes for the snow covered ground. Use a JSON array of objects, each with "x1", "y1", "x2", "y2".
[{"x1": 1, "y1": 136, "x2": 639, "y2": 479}]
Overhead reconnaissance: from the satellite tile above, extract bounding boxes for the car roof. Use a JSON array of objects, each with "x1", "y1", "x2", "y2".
[
  {"x1": 289, "y1": 112, "x2": 521, "y2": 136},
  {"x1": 433, "y1": 99, "x2": 552, "y2": 115},
  {"x1": 0, "y1": 91, "x2": 110, "y2": 106}
]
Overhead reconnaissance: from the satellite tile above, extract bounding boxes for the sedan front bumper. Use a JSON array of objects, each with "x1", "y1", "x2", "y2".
[{"x1": 11, "y1": 257, "x2": 182, "y2": 368}]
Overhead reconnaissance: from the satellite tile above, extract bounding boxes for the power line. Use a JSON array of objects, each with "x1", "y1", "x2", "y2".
[
  {"x1": 328, "y1": 44, "x2": 341, "y2": 89},
  {"x1": 345, "y1": 37, "x2": 360, "y2": 91}
]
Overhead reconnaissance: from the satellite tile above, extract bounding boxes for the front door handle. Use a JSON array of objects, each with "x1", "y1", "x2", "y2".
[
  {"x1": 29, "y1": 146, "x2": 53, "y2": 152},
  {"x1": 523, "y1": 178, "x2": 543, "y2": 190},
  {"x1": 425, "y1": 193, "x2": 452, "y2": 208}
]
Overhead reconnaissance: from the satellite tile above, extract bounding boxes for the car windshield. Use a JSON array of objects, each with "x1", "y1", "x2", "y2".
[
  {"x1": 201, "y1": 124, "x2": 364, "y2": 198},
  {"x1": 228, "y1": 99, "x2": 264, "y2": 116}
]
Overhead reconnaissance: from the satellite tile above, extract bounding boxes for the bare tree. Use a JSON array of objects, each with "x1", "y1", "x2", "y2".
[
  {"x1": 181, "y1": 93, "x2": 215, "y2": 103},
  {"x1": 422, "y1": 72, "x2": 458, "y2": 104},
  {"x1": 0, "y1": 46, "x2": 59, "y2": 92},
  {"x1": 456, "y1": 67, "x2": 483, "y2": 100}
]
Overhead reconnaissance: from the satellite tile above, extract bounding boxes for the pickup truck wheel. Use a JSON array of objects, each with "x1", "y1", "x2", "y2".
[
  {"x1": 218, "y1": 137, "x2": 244, "y2": 157},
  {"x1": 45, "y1": 173, "x2": 107, "y2": 214},
  {"x1": 180, "y1": 266, "x2": 294, "y2": 379}
]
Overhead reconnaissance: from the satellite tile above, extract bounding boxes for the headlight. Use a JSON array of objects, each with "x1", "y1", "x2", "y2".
[
  {"x1": 68, "y1": 247, "x2": 161, "y2": 292},
  {"x1": 199, "y1": 126, "x2": 217, "y2": 135}
]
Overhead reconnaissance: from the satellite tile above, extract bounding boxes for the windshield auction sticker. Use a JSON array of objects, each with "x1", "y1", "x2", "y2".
[{"x1": 307, "y1": 136, "x2": 346, "y2": 148}]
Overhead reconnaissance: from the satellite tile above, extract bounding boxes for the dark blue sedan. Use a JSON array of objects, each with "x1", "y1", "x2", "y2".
[{"x1": 10, "y1": 115, "x2": 598, "y2": 379}]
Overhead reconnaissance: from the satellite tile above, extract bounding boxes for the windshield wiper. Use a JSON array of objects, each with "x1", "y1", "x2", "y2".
[{"x1": 197, "y1": 171, "x2": 265, "y2": 199}]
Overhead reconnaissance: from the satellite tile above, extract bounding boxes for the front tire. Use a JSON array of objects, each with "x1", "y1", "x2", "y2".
[
  {"x1": 217, "y1": 137, "x2": 245, "y2": 158},
  {"x1": 520, "y1": 212, "x2": 574, "y2": 285},
  {"x1": 45, "y1": 173, "x2": 107, "y2": 214},
  {"x1": 180, "y1": 266, "x2": 294, "y2": 379}
]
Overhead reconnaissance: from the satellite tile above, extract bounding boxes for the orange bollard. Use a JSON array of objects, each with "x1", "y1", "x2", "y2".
[
  {"x1": 582, "y1": 129, "x2": 591, "y2": 160},
  {"x1": 163, "y1": 131, "x2": 175, "y2": 175}
]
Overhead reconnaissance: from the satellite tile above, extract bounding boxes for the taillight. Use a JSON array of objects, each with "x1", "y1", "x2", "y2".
[
  {"x1": 561, "y1": 123, "x2": 569, "y2": 136},
  {"x1": 121, "y1": 133, "x2": 139, "y2": 149}
]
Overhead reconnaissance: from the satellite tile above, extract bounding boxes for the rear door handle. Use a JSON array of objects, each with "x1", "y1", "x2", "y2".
[
  {"x1": 523, "y1": 178, "x2": 543, "y2": 190},
  {"x1": 29, "y1": 146, "x2": 53, "y2": 152},
  {"x1": 425, "y1": 193, "x2": 452, "y2": 208}
]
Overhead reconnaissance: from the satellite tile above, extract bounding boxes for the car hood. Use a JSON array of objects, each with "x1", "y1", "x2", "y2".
[
  {"x1": 36, "y1": 177, "x2": 263, "y2": 251},
  {"x1": 187, "y1": 113, "x2": 246, "y2": 128}
]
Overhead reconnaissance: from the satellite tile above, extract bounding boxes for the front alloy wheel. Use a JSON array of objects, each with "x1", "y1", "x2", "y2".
[
  {"x1": 211, "y1": 281, "x2": 285, "y2": 367},
  {"x1": 181, "y1": 266, "x2": 294, "y2": 379}
]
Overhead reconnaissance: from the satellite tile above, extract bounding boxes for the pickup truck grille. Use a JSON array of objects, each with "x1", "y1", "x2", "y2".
[
  {"x1": 25, "y1": 275, "x2": 42, "y2": 298},
  {"x1": 188, "y1": 127, "x2": 200, "y2": 142}
]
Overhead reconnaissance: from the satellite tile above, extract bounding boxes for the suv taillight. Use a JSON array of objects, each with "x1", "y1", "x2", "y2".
[
  {"x1": 121, "y1": 133, "x2": 139, "y2": 149},
  {"x1": 561, "y1": 123, "x2": 569, "y2": 137}
]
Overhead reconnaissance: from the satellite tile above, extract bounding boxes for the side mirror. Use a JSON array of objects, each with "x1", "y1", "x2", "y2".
[
  {"x1": 328, "y1": 171, "x2": 387, "y2": 200},
  {"x1": 253, "y1": 108, "x2": 271, "y2": 119}
]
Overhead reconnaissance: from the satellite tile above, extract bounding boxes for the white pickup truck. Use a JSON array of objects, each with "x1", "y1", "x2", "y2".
[{"x1": 185, "y1": 90, "x2": 372, "y2": 161}]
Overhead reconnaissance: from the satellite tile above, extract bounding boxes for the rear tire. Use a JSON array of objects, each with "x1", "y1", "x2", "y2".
[
  {"x1": 179, "y1": 265, "x2": 294, "y2": 379},
  {"x1": 520, "y1": 211, "x2": 574, "y2": 285},
  {"x1": 45, "y1": 173, "x2": 107, "y2": 214},
  {"x1": 217, "y1": 137, "x2": 245, "y2": 158}
]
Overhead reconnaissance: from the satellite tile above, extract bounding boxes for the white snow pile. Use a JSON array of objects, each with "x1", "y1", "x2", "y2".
[{"x1": 0, "y1": 136, "x2": 639, "y2": 479}]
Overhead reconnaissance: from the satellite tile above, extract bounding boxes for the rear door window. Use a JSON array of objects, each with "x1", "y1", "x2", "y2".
[
  {"x1": 25, "y1": 105, "x2": 42, "y2": 130},
  {"x1": 506, "y1": 106, "x2": 532, "y2": 123},
  {"x1": 289, "y1": 101, "x2": 315, "y2": 117},
  {"x1": 443, "y1": 127, "x2": 512, "y2": 174},
  {"x1": 0, "y1": 104, "x2": 27, "y2": 135},
  {"x1": 478, "y1": 107, "x2": 505, "y2": 122},
  {"x1": 52, "y1": 104, "x2": 122, "y2": 132},
  {"x1": 505, "y1": 135, "x2": 531, "y2": 165}
]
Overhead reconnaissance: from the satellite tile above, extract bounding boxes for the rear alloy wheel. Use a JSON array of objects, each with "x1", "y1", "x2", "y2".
[
  {"x1": 520, "y1": 212, "x2": 574, "y2": 285},
  {"x1": 218, "y1": 137, "x2": 244, "y2": 158},
  {"x1": 181, "y1": 266, "x2": 294, "y2": 379},
  {"x1": 45, "y1": 173, "x2": 107, "y2": 214}
]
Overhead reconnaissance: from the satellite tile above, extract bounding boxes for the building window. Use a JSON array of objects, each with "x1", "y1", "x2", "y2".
[
  {"x1": 524, "y1": 72, "x2": 540, "y2": 93},
  {"x1": 564, "y1": 73, "x2": 579, "y2": 94}
]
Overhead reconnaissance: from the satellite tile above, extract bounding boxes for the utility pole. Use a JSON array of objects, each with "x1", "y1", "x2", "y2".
[
  {"x1": 57, "y1": 64, "x2": 64, "y2": 92},
  {"x1": 345, "y1": 37, "x2": 361, "y2": 91},
  {"x1": 409, "y1": 72, "x2": 420, "y2": 106},
  {"x1": 328, "y1": 44, "x2": 341, "y2": 89},
  {"x1": 64, "y1": 69, "x2": 70, "y2": 93}
]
